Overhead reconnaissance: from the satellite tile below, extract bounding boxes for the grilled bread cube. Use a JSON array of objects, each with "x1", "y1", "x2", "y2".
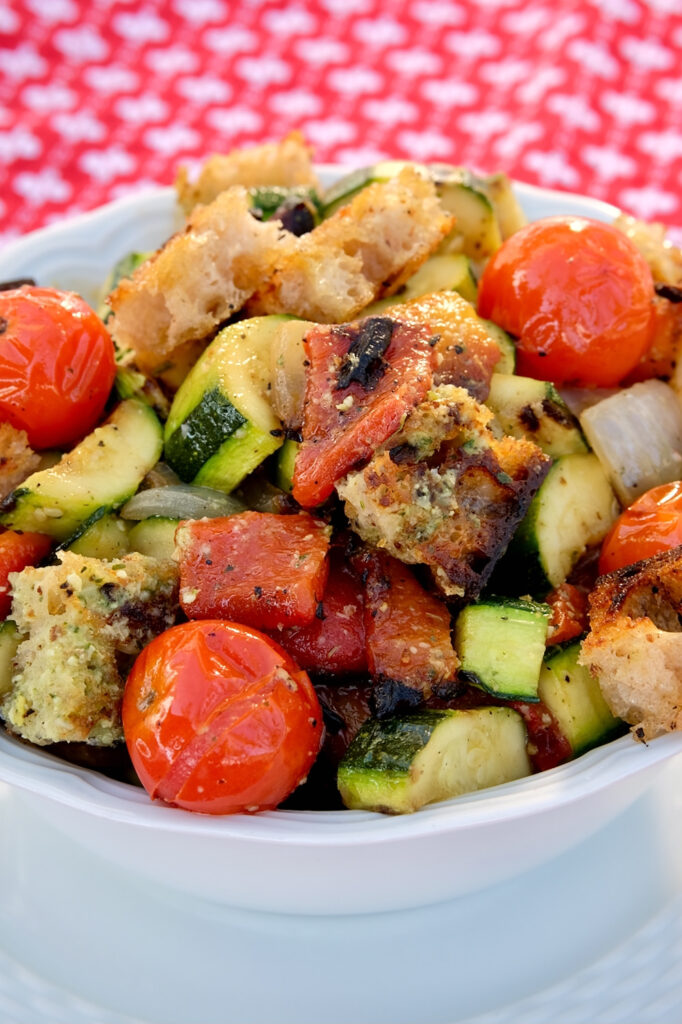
[
  {"x1": 175, "y1": 132, "x2": 318, "y2": 216},
  {"x1": 249, "y1": 168, "x2": 454, "y2": 323},
  {"x1": 109, "y1": 186, "x2": 295, "y2": 365},
  {"x1": 0, "y1": 424, "x2": 40, "y2": 502},
  {"x1": 580, "y1": 546, "x2": 682, "y2": 741},
  {"x1": 1, "y1": 551, "x2": 179, "y2": 745},
  {"x1": 338, "y1": 385, "x2": 550, "y2": 601}
]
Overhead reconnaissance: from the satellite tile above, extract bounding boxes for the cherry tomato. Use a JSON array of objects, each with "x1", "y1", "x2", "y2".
[
  {"x1": 477, "y1": 217, "x2": 655, "y2": 387},
  {"x1": 545, "y1": 583, "x2": 589, "y2": 645},
  {"x1": 0, "y1": 529, "x2": 52, "y2": 619},
  {"x1": 599, "y1": 481, "x2": 682, "y2": 575},
  {"x1": 122, "y1": 620, "x2": 323, "y2": 815},
  {"x1": 0, "y1": 286, "x2": 116, "y2": 449}
]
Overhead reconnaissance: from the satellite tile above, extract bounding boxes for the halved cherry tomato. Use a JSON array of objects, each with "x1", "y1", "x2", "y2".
[
  {"x1": 122, "y1": 620, "x2": 323, "y2": 815},
  {"x1": 477, "y1": 217, "x2": 655, "y2": 388},
  {"x1": 0, "y1": 529, "x2": 52, "y2": 618},
  {"x1": 599, "y1": 481, "x2": 682, "y2": 575},
  {"x1": 0, "y1": 286, "x2": 116, "y2": 449},
  {"x1": 545, "y1": 583, "x2": 589, "y2": 645}
]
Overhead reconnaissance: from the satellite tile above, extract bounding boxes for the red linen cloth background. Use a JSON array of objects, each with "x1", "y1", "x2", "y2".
[{"x1": 0, "y1": 0, "x2": 681, "y2": 250}]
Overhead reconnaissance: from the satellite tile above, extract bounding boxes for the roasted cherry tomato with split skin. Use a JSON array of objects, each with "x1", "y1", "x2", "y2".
[
  {"x1": 0, "y1": 529, "x2": 52, "y2": 619},
  {"x1": 0, "y1": 286, "x2": 116, "y2": 450},
  {"x1": 599, "y1": 481, "x2": 682, "y2": 576},
  {"x1": 477, "y1": 217, "x2": 655, "y2": 388},
  {"x1": 122, "y1": 620, "x2": 324, "y2": 815}
]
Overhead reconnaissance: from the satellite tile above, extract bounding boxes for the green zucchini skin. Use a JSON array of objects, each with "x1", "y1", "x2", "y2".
[
  {"x1": 454, "y1": 598, "x2": 550, "y2": 701},
  {"x1": 486, "y1": 373, "x2": 588, "y2": 458},
  {"x1": 539, "y1": 641, "x2": 623, "y2": 756},
  {"x1": 163, "y1": 316, "x2": 305, "y2": 493},
  {"x1": 63, "y1": 508, "x2": 130, "y2": 560},
  {"x1": 480, "y1": 320, "x2": 516, "y2": 374},
  {"x1": 493, "y1": 452, "x2": 620, "y2": 598},
  {"x1": 338, "y1": 707, "x2": 531, "y2": 814},
  {"x1": 0, "y1": 400, "x2": 163, "y2": 542}
]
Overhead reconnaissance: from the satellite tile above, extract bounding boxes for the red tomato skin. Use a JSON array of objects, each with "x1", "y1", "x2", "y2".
[
  {"x1": 122, "y1": 620, "x2": 323, "y2": 814},
  {"x1": 176, "y1": 511, "x2": 331, "y2": 630},
  {"x1": 0, "y1": 530, "x2": 52, "y2": 618},
  {"x1": 273, "y1": 552, "x2": 367, "y2": 675},
  {"x1": 0, "y1": 286, "x2": 116, "y2": 449},
  {"x1": 599, "y1": 481, "x2": 682, "y2": 575},
  {"x1": 477, "y1": 217, "x2": 655, "y2": 388},
  {"x1": 545, "y1": 583, "x2": 589, "y2": 645}
]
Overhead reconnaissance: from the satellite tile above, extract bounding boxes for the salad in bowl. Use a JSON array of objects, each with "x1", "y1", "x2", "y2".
[{"x1": 0, "y1": 133, "x2": 681, "y2": 913}]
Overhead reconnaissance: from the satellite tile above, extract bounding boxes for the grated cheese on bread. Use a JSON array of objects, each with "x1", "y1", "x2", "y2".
[
  {"x1": 175, "y1": 131, "x2": 318, "y2": 216},
  {"x1": 108, "y1": 186, "x2": 295, "y2": 364},
  {"x1": 1, "y1": 551, "x2": 179, "y2": 746},
  {"x1": 248, "y1": 168, "x2": 455, "y2": 323}
]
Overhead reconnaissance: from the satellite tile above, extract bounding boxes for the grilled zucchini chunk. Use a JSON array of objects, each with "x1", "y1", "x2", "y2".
[
  {"x1": 486, "y1": 373, "x2": 588, "y2": 458},
  {"x1": 338, "y1": 707, "x2": 531, "y2": 814},
  {"x1": 480, "y1": 320, "x2": 516, "y2": 373},
  {"x1": 361, "y1": 253, "x2": 477, "y2": 315},
  {"x1": 63, "y1": 509, "x2": 130, "y2": 560},
  {"x1": 0, "y1": 423, "x2": 40, "y2": 502},
  {"x1": 338, "y1": 385, "x2": 551, "y2": 602},
  {"x1": 497, "y1": 453, "x2": 619, "y2": 597},
  {"x1": 128, "y1": 517, "x2": 179, "y2": 561},
  {"x1": 455, "y1": 598, "x2": 550, "y2": 701},
  {"x1": 539, "y1": 641, "x2": 622, "y2": 755},
  {"x1": 0, "y1": 620, "x2": 21, "y2": 701},
  {"x1": 1, "y1": 551, "x2": 179, "y2": 746},
  {"x1": 0, "y1": 400, "x2": 163, "y2": 542},
  {"x1": 580, "y1": 547, "x2": 682, "y2": 742},
  {"x1": 164, "y1": 316, "x2": 309, "y2": 493}
]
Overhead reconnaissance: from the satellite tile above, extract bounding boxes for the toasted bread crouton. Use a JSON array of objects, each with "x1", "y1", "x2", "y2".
[
  {"x1": 1, "y1": 551, "x2": 179, "y2": 745},
  {"x1": 580, "y1": 547, "x2": 682, "y2": 741},
  {"x1": 249, "y1": 168, "x2": 455, "y2": 323},
  {"x1": 176, "y1": 132, "x2": 318, "y2": 215},
  {"x1": 383, "y1": 291, "x2": 502, "y2": 401},
  {"x1": 0, "y1": 424, "x2": 40, "y2": 501},
  {"x1": 108, "y1": 186, "x2": 295, "y2": 364},
  {"x1": 337, "y1": 385, "x2": 550, "y2": 601}
]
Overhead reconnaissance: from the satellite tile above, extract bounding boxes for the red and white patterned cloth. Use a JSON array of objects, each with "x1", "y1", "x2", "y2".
[{"x1": 1, "y1": 0, "x2": 681, "y2": 249}]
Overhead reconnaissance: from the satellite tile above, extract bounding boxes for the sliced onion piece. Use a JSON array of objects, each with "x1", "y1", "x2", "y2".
[
  {"x1": 120, "y1": 484, "x2": 246, "y2": 522},
  {"x1": 579, "y1": 380, "x2": 682, "y2": 506},
  {"x1": 269, "y1": 320, "x2": 311, "y2": 430}
]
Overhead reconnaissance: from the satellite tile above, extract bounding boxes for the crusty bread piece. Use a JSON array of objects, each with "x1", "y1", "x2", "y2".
[
  {"x1": 108, "y1": 186, "x2": 295, "y2": 363},
  {"x1": 384, "y1": 291, "x2": 502, "y2": 401},
  {"x1": 1, "y1": 551, "x2": 178, "y2": 746},
  {"x1": 0, "y1": 423, "x2": 40, "y2": 501},
  {"x1": 176, "y1": 131, "x2": 319, "y2": 215},
  {"x1": 249, "y1": 168, "x2": 455, "y2": 323},
  {"x1": 580, "y1": 547, "x2": 682, "y2": 741},
  {"x1": 338, "y1": 385, "x2": 550, "y2": 600}
]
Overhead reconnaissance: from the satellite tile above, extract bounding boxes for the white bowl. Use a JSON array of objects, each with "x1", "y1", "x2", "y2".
[{"x1": 0, "y1": 172, "x2": 680, "y2": 917}]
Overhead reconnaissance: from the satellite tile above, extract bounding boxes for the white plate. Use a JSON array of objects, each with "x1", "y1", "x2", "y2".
[{"x1": 0, "y1": 172, "x2": 680, "y2": 917}]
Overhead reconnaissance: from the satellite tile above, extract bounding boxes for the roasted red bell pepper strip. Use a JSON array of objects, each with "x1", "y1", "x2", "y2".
[
  {"x1": 293, "y1": 315, "x2": 434, "y2": 508},
  {"x1": 274, "y1": 551, "x2": 366, "y2": 675},
  {"x1": 176, "y1": 511, "x2": 332, "y2": 630},
  {"x1": 0, "y1": 529, "x2": 52, "y2": 619},
  {"x1": 545, "y1": 583, "x2": 589, "y2": 645}
]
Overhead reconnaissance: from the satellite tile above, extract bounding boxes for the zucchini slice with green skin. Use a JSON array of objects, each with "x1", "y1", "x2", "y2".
[
  {"x1": 321, "y1": 161, "x2": 411, "y2": 217},
  {"x1": 454, "y1": 598, "x2": 550, "y2": 701},
  {"x1": 98, "y1": 250, "x2": 150, "y2": 325},
  {"x1": 486, "y1": 373, "x2": 588, "y2": 458},
  {"x1": 275, "y1": 439, "x2": 299, "y2": 494},
  {"x1": 0, "y1": 400, "x2": 163, "y2": 542},
  {"x1": 361, "y1": 253, "x2": 477, "y2": 316},
  {"x1": 539, "y1": 641, "x2": 623, "y2": 755},
  {"x1": 64, "y1": 508, "x2": 130, "y2": 559},
  {"x1": 0, "y1": 620, "x2": 20, "y2": 701},
  {"x1": 338, "y1": 707, "x2": 531, "y2": 814},
  {"x1": 164, "y1": 316, "x2": 309, "y2": 493},
  {"x1": 479, "y1": 319, "x2": 516, "y2": 373},
  {"x1": 498, "y1": 452, "x2": 620, "y2": 597},
  {"x1": 434, "y1": 180, "x2": 502, "y2": 264},
  {"x1": 128, "y1": 516, "x2": 180, "y2": 561}
]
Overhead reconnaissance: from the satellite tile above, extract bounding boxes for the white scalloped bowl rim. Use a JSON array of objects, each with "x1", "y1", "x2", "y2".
[{"x1": 0, "y1": 171, "x2": 679, "y2": 875}]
